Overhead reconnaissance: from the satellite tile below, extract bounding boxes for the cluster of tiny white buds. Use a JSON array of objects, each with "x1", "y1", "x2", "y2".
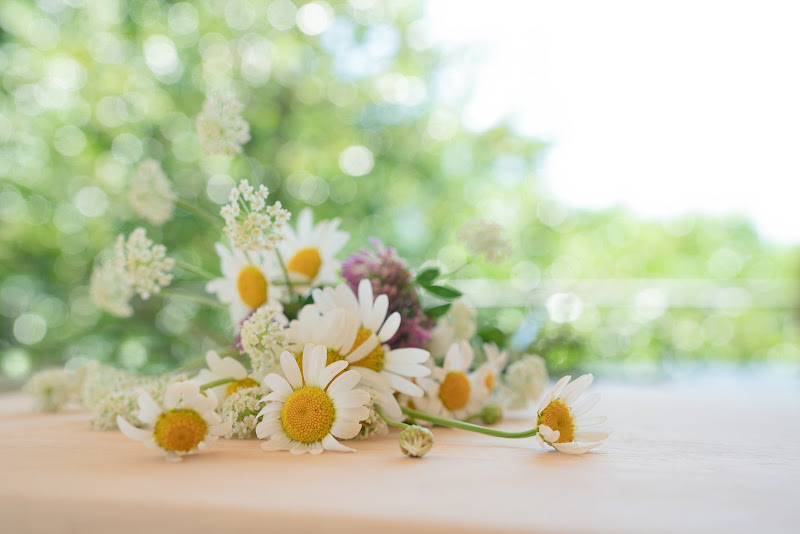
[
  {"x1": 129, "y1": 159, "x2": 177, "y2": 225},
  {"x1": 89, "y1": 257, "x2": 135, "y2": 317},
  {"x1": 458, "y1": 218, "x2": 512, "y2": 263},
  {"x1": 221, "y1": 180, "x2": 291, "y2": 252},
  {"x1": 195, "y1": 92, "x2": 251, "y2": 156},
  {"x1": 239, "y1": 304, "x2": 288, "y2": 378},
  {"x1": 114, "y1": 228, "x2": 175, "y2": 300}
]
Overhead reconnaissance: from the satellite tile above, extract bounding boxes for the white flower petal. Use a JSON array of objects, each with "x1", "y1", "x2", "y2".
[
  {"x1": 331, "y1": 420, "x2": 362, "y2": 440},
  {"x1": 552, "y1": 441, "x2": 604, "y2": 454},
  {"x1": 377, "y1": 311, "x2": 401, "y2": 341},
  {"x1": 366, "y1": 294, "x2": 388, "y2": 332},
  {"x1": 318, "y1": 360, "x2": 349, "y2": 390},
  {"x1": 346, "y1": 333, "x2": 379, "y2": 362},
  {"x1": 261, "y1": 435, "x2": 292, "y2": 451},
  {"x1": 137, "y1": 392, "x2": 161, "y2": 425},
  {"x1": 569, "y1": 393, "x2": 601, "y2": 418},
  {"x1": 117, "y1": 416, "x2": 151, "y2": 443},
  {"x1": 332, "y1": 388, "x2": 371, "y2": 408},
  {"x1": 255, "y1": 419, "x2": 283, "y2": 439},
  {"x1": 383, "y1": 359, "x2": 430, "y2": 378},
  {"x1": 385, "y1": 372, "x2": 424, "y2": 396},
  {"x1": 263, "y1": 374, "x2": 293, "y2": 400},
  {"x1": 302, "y1": 344, "x2": 327, "y2": 387},
  {"x1": 573, "y1": 429, "x2": 611, "y2": 442},
  {"x1": 559, "y1": 374, "x2": 594, "y2": 406},
  {"x1": 326, "y1": 369, "x2": 361, "y2": 398},
  {"x1": 538, "y1": 424, "x2": 560, "y2": 444},
  {"x1": 280, "y1": 351, "x2": 303, "y2": 389},
  {"x1": 322, "y1": 434, "x2": 355, "y2": 453},
  {"x1": 210, "y1": 420, "x2": 233, "y2": 437}
]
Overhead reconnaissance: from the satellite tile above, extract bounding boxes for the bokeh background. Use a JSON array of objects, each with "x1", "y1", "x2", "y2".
[{"x1": 1, "y1": 0, "x2": 798, "y2": 388}]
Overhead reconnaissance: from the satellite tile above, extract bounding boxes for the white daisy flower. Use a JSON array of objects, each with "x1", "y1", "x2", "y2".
[
  {"x1": 474, "y1": 342, "x2": 509, "y2": 399},
  {"x1": 312, "y1": 279, "x2": 431, "y2": 399},
  {"x1": 195, "y1": 350, "x2": 260, "y2": 404},
  {"x1": 276, "y1": 207, "x2": 349, "y2": 292},
  {"x1": 286, "y1": 305, "x2": 406, "y2": 421},
  {"x1": 255, "y1": 344, "x2": 371, "y2": 455},
  {"x1": 206, "y1": 243, "x2": 284, "y2": 325},
  {"x1": 536, "y1": 374, "x2": 611, "y2": 454},
  {"x1": 116, "y1": 381, "x2": 232, "y2": 462},
  {"x1": 417, "y1": 341, "x2": 485, "y2": 421}
]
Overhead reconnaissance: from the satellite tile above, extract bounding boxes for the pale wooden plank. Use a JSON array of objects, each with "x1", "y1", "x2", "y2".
[{"x1": 1, "y1": 381, "x2": 798, "y2": 534}]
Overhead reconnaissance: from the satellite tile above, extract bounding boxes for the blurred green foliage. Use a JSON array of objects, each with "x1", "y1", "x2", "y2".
[{"x1": 1, "y1": 0, "x2": 798, "y2": 383}]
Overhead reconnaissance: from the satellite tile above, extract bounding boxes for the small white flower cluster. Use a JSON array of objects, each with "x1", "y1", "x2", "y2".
[
  {"x1": 89, "y1": 258, "x2": 135, "y2": 317},
  {"x1": 195, "y1": 92, "x2": 251, "y2": 156},
  {"x1": 220, "y1": 385, "x2": 269, "y2": 439},
  {"x1": 115, "y1": 228, "x2": 175, "y2": 299},
  {"x1": 501, "y1": 354, "x2": 549, "y2": 410},
  {"x1": 458, "y1": 218, "x2": 512, "y2": 263},
  {"x1": 239, "y1": 303, "x2": 288, "y2": 379},
  {"x1": 221, "y1": 180, "x2": 290, "y2": 252},
  {"x1": 129, "y1": 159, "x2": 177, "y2": 226},
  {"x1": 23, "y1": 368, "x2": 79, "y2": 412},
  {"x1": 353, "y1": 390, "x2": 390, "y2": 440},
  {"x1": 80, "y1": 362, "x2": 189, "y2": 430}
]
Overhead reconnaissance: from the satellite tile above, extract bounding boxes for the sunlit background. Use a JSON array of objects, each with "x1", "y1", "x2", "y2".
[{"x1": 1, "y1": 0, "x2": 798, "y2": 388}]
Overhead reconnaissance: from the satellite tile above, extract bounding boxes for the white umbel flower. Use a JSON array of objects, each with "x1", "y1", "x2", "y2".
[
  {"x1": 206, "y1": 243, "x2": 284, "y2": 325},
  {"x1": 195, "y1": 350, "x2": 259, "y2": 404},
  {"x1": 536, "y1": 374, "x2": 611, "y2": 454},
  {"x1": 428, "y1": 297, "x2": 477, "y2": 357},
  {"x1": 116, "y1": 381, "x2": 232, "y2": 462},
  {"x1": 129, "y1": 159, "x2": 177, "y2": 225},
  {"x1": 417, "y1": 341, "x2": 485, "y2": 421},
  {"x1": 238, "y1": 304, "x2": 289, "y2": 379},
  {"x1": 115, "y1": 228, "x2": 175, "y2": 299},
  {"x1": 503, "y1": 353, "x2": 549, "y2": 409},
  {"x1": 458, "y1": 218, "x2": 511, "y2": 263},
  {"x1": 195, "y1": 92, "x2": 251, "y2": 156},
  {"x1": 256, "y1": 344, "x2": 371, "y2": 455},
  {"x1": 312, "y1": 280, "x2": 431, "y2": 398},
  {"x1": 275, "y1": 207, "x2": 349, "y2": 291},
  {"x1": 220, "y1": 180, "x2": 290, "y2": 252},
  {"x1": 89, "y1": 257, "x2": 135, "y2": 317},
  {"x1": 474, "y1": 342, "x2": 509, "y2": 399}
]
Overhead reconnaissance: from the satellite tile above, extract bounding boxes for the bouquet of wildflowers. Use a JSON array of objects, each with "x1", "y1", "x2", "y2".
[{"x1": 26, "y1": 94, "x2": 610, "y2": 461}]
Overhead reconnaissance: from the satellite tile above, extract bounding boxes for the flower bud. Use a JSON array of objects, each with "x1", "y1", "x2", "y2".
[
  {"x1": 399, "y1": 425, "x2": 434, "y2": 458},
  {"x1": 480, "y1": 404, "x2": 503, "y2": 425}
]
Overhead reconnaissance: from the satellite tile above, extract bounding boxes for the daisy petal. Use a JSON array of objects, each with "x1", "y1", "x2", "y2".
[
  {"x1": 318, "y1": 360, "x2": 349, "y2": 389},
  {"x1": 210, "y1": 420, "x2": 233, "y2": 437},
  {"x1": 263, "y1": 374, "x2": 293, "y2": 400},
  {"x1": 137, "y1": 392, "x2": 161, "y2": 425},
  {"x1": 559, "y1": 374, "x2": 594, "y2": 406},
  {"x1": 117, "y1": 416, "x2": 151, "y2": 443},
  {"x1": 280, "y1": 351, "x2": 303, "y2": 389},
  {"x1": 366, "y1": 294, "x2": 388, "y2": 332},
  {"x1": 377, "y1": 311, "x2": 401, "y2": 341},
  {"x1": 302, "y1": 344, "x2": 326, "y2": 387},
  {"x1": 553, "y1": 441, "x2": 604, "y2": 454},
  {"x1": 331, "y1": 420, "x2": 362, "y2": 440},
  {"x1": 261, "y1": 436, "x2": 292, "y2": 451},
  {"x1": 569, "y1": 393, "x2": 601, "y2": 418},
  {"x1": 322, "y1": 434, "x2": 356, "y2": 453},
  {"x1": 326, "y1": 370, "x2": 361, "y2": 398},
  {"x1": 573, "y1": 429, "x2": 611, "y2": 442},
  {"x1": 385, "y1": 372, "x2": 424, "y2": 396},
  {"x1": 331, "y1": 388, "x2": 371, "y2": 408}
]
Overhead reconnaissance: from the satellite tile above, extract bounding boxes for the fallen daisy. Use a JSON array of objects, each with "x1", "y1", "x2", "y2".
[{"x1": 116, "y1": 381, "x2": 232, "y2": 462}]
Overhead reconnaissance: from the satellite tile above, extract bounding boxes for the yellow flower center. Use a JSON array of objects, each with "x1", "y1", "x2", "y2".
[
  {"x1": 280, "y1": 386, "x2": 335, "y2": 444},
  {"x1": 237, "y1": 266, "x2": 268, "y2": 309},
  {"x1": 226, "y1": 378, "x2": 260, "y2": 396},
  {"x1": 287, "y1": 247, "x2": 322, "y2": 280},
  {"x1": 538, "y1": 399, "x2": 575, "y2": 443},
  {"x1": 153, "y1": 409, "x2": 208, "y2": 452},
  {"x1": 439, "y1": 372, "x2": 471, "y2": 411},
  {"x1": 484, "y1": 372, "x2": 495, "y2": 390},
  {"x1": 349, "y1": 327, "x2": 384, "y2": 372}
]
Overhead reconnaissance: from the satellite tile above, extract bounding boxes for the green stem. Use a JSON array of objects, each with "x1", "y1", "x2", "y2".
[
  {"x1": 442, "y1": 261, "x2": 470, "y2": 280},
  {"x1": 175, "y1": 199, "x2": 220, "y2": 228},
  {"x1": 375, "y1": 405, "x2": 410, "y2": 430},
  {"x1": 400, "y1": 406, "x2": 538, "y2": 439},
  {"x1": 199, "y1": 377, "x2": 237, "y2": 391},
  {"x1": 274, "y1": 249, "x2": 296, "y2": 299},
  {"x1": 242, "y1": 153, "x2": 261, "y2": 186},
  {"x1": 174, "y1": 259, "x2": 215, "y2": 281},
  {"x1": 161, "y1": 289, "x2": 227, "y2": 310}
]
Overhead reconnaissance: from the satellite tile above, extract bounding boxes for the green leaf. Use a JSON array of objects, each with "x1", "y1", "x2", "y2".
[
  {"x1": 415, "y1": 267, "x2": 440, "y2": 285},
  {"x1": 423, "y1": 284, "x2": 462, "y2": 299},
  {"x1": 425, "y1": 303, "x2": 451, "y2": 319}
]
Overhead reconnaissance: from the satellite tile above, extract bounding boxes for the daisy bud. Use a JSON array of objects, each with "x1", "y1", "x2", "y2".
[
  {"x1": 480, "y1": 404, "x2": 503, "y2": 425},
  {"x1": 399, "y1": 425, "x2": 434, "y2": 458}
]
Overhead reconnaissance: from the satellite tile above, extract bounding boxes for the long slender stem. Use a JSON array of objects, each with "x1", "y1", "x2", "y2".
[
  {"x1": 174, "y1": 259, "x2": 215, "y2": 281},
  {"x1": 199, "y1": 377, "x2": 236, "y2": 391},
  {"x1": 375, "y1": 405, "x2": 410, "y2": 430},
  {"x1": 175, "y1": 199, "x2": 220, "y2": 228},
  {"x1": 400, "y1": 406, "x2": 538, "y2": 439},
  {"x1": 243, "y1": 153, "x2": 261, "y2": 186},
  {"x1": 161, "y1": 289, "x2": 227, "y2": 310},
  {"x1": 274, "y1": 249, "x2": 296, "y2": 299}
]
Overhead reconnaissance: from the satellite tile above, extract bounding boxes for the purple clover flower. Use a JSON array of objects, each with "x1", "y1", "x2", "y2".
[{"x1": 341, "y1": 238, "x2": 433, "y2": 349}]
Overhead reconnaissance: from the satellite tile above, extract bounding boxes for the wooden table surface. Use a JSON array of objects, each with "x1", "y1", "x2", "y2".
[{"x1": 1, "y1": 378, "x2": 798, "y2": 534}]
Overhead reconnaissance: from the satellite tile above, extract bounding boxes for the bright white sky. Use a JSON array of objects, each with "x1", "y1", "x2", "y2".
[{"x1": 425, "y1": 1, "x2": 800, "y2": 244}]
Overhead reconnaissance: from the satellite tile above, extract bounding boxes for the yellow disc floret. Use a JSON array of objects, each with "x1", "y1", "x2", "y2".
[
  {"x1": 350, "y1": 328, "x2": 384, "y2": 372},
  {"x1": 484, "y1": 372, "x2": 495, "y2": 391},
  {"x1": 237, "y1": 266, "x2": 268, "y2": 308},
  {"x1": 226, "y1": 378, "x2": 260, "y2": 396},
  {"x1": 538, "y1": 399, "x2": 575, "y2": 443},
  {"x1": 280, "y1": 386, "x2": 335, "y2": 444},
  {"x1": 287, "y1": 247, "x2": 322, "y2": 280},
  {"x1": 153, "y1": 409, "x2": 208, "y2": 452},
  {"x1": 439, "y1": 371, "x2": 471, "y2": 411}
]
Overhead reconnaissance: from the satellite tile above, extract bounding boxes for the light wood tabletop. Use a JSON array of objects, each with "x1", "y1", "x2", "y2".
[{"x1": 1, "y1": 378, "x2": 798, "y2": 534}]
